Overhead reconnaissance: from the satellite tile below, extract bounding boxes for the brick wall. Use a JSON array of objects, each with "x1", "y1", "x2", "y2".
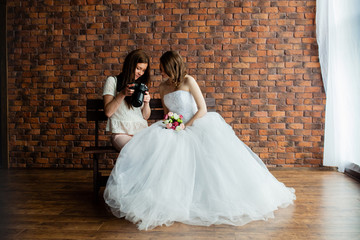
[{"x1": 7, "y1": 0, "x2": 325, "y2": 168}]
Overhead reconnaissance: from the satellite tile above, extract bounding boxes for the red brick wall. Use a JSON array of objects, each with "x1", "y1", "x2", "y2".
[{"x1": 7, "y1": 0, "x2": 325, "y2": 168}]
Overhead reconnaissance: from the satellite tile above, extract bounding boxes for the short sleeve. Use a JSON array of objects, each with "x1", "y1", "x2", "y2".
[{"x1": 103, "y1": 76, "x2": 117, "y2": 97}]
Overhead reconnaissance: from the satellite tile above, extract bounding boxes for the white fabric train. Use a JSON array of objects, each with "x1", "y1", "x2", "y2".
[{"x1": 104, "y1": 90, "x2": 296, "y2": 230}]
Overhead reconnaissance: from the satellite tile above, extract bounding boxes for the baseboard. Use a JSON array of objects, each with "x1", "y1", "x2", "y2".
[
  {"x1": 268, "y1": 166, "x2": 338, "y2": 171},
  {"x1": 345, "y1": 163, "x2": 360, "y2": 182}
]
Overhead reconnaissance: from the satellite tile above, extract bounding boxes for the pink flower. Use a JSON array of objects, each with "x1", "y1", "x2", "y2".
[{"x1": 162, "y1": 112, "x2": 185, "y2": 131}]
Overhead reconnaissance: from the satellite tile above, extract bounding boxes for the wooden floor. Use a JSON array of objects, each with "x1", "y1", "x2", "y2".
[{"x1": 0, "y1": 168, "x2": 359, "y2": 240}]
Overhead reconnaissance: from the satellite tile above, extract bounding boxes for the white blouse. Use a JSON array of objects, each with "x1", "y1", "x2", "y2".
[{"x1": 102, "y1": 76, "x2": 148, "y2": 135}]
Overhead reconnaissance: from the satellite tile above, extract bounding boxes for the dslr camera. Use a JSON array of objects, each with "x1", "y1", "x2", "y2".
[{"x1": 129, "y1": 83, "x2": 148, "y2": 107}]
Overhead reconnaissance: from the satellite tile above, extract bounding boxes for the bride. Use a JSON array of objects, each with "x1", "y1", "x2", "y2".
[{"x1": 103, "y1": 51, "x2": 296, "y2": 231}]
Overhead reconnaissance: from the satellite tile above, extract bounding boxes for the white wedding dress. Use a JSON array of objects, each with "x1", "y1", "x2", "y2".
[{"x1": 104, "y1": 90, "x2": 296, "y2": 230}]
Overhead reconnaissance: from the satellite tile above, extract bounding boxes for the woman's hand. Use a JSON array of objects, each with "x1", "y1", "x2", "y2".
[
  {"x1": 122, "y1": 83, "x2": 135, "y2": 97},
  {"x1": 141, "y1": 91, "x2": 151, "y2": 120},
  {"x1": 143, "y1": 91, "x2": 151, "y2": 103}
]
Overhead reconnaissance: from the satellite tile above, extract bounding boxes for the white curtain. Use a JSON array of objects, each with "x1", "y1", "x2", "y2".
[{"x1": 316, "y1": 0, "x2": 360, "y2": 172}]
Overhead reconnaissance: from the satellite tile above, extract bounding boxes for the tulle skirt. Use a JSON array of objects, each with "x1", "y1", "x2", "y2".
[{"x1": 104, "y1": 112, "x2": 296, "y2": 230}]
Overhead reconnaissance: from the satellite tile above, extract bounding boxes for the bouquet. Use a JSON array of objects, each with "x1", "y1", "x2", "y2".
[{"x1": 163, "y1": 112, "x2": 185, "y2": 131}]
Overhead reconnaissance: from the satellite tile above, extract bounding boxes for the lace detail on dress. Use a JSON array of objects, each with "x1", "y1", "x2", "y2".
[
  {"x1": 103, "y1": 76, "x2": 148, "y2": 134},
  {"x1": 108, "y1": 119, "x2": 147, "y2": 135},
  {"x1": 103, "y1": 76, "x2": 117, "y2": 97},
  {"x1": 163, "y1": 90, "x2": 198, "y2": 123}
]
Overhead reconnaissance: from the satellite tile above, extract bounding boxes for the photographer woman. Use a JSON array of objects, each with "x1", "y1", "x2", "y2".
[{"x1": 103, "y1": 49, "x2": 151, "y2": 151}]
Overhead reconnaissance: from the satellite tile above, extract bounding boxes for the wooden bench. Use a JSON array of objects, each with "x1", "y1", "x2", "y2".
[{"x1": 85, "y1": 97, "x2": 216, "y2": 199}]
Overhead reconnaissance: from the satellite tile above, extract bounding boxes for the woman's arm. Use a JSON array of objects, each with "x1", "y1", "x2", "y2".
[
  {"x1": 184, "y1": 76, "x2": 207, "y2": 127},
  {"x1": 104, "y1": 84, "x2": 134, "y2": 118},
  {"x1": 141, "y1": 91, "x2": 151, "y2": 120}
]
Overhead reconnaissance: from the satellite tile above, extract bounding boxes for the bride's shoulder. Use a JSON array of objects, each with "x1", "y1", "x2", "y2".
[
  {"x1": 183, "y1": 75, "x2": 197, "y2": 84},
  {"x1": 184, "y1": 74, "x2": 195, "y2": 80},
  {"x1": 183, "y1": 75, "x2": 199, "y2": 89}
]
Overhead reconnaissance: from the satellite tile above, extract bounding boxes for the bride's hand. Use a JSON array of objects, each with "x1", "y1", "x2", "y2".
[{"x1": 184, "y1": 123, "x2": 191, "y2": 129}]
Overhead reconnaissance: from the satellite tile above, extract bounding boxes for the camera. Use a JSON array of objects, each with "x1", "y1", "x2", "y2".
[{"x1": 129, "y1": 83, "x2": 148, "y2": 107}]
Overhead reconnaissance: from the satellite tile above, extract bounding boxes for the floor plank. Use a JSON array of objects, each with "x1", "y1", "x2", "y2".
[{"x1": 0, "y1": 168, "x2": 359, "y2": 240}]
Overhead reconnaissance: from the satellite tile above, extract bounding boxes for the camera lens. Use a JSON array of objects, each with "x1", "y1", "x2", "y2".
[{"x1": 131, "y1": 91, "x2": 144, "y2": 107}]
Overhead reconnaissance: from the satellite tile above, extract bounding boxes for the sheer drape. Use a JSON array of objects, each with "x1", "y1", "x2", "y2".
[{"x1": 316, "y1": 0, "x2": 360, "y2": 172}]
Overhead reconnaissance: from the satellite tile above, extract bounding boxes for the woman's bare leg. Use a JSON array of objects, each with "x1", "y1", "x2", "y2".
[{"x1": 111, "y1": 134, "x2": 133, "y2": 151}]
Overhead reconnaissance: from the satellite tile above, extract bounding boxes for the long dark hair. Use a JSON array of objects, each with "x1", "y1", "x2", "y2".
[
  {"x1": 116, "y1": 49, "x2": 150, "y2": 108},
  {"x1": 160, "y1": 51, "x2": 186, "y2": 88}
]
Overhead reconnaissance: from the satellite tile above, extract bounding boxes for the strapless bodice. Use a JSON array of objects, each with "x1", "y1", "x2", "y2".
[{"x1": 163, "y1": 90, "x2": 198, "y2": 123}]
